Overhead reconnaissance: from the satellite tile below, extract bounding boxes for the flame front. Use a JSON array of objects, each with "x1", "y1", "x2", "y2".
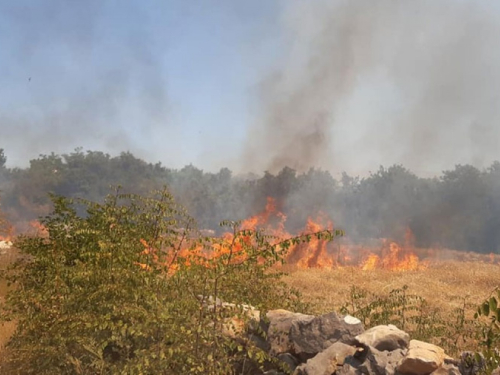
[
  {"x1": 136, "y1": 197, "x2": 428, "y2": 273},
  {"x1": 360, "y1": 241, "x2": 425, "y2": 271}
]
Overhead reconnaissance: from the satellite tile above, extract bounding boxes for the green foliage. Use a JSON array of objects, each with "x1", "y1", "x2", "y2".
[
  {"x1": 474, "y1": 288, "x2": 500, "y2": 373},
  {"x1": 0, "y1": 187, "x2": 331, "y2": 374},
  {"x1": 0, "y1": 196, "x2": 10, "y2": 238}
]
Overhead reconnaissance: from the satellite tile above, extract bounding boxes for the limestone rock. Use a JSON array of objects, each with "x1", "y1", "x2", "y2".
[
  {"x1": 294, "y1": 342, "x2": 357, "y2": 375},
  {"x1": 367, "y1": 347, "x2": 406, "y2": 375},
  {"x1": 337, "y1": 345, "x2": 405, "y2": 375},
  {"x1": 431, "y1": 363, "x2": 461, "y2": 375},
  {"x1": 397, "y1": 340, "x2": 445, "y2": 375},
  {"x1": 355, "y1": 324, "x2": 410, "y2": 351},
  {"x1": 289, "y1": 311, "x2": 364, "y2": 359},
  {"x1": 266, "y1": 309, "x2": 315, "y2": 356}
]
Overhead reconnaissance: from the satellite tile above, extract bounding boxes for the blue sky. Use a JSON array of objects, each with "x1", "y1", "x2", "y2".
[{"x1": 1, "y1": 1, "x2": 500, "y2": 177}]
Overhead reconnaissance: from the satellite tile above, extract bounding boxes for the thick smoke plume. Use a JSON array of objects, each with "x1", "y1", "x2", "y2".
[{"x1": 243, "y1": 0, "x2": 500, "y2": 175}]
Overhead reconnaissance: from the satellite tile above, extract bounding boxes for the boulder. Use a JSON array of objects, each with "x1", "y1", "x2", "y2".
[
  {"x1": 355, "y1": 324, "x2": 410, "y2": 351},
  {"x1": 294, "y1": 342, "x2": 357, "y2": 375},
  {"x1": 338, "y1": 345, "x2": 405, "y2": 375},
  {"x1": 289, "y1": 312, "x2": 364, "y2": 360},
  {"x1": 369, "y1": 347, "x2": 407, "y2": 375},
  {"x1": 397, "y1": 340, "x2": 445, "y2": 375},
  {"x1": 431, "y1": 363, "x2": 461, "y2": 375},
  {"x1": 266, "y1": 309, "x2": 315, "y2": 356}
]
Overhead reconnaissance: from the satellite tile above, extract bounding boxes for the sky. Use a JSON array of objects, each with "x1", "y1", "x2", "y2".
[{"x1": 1, "y1": 0, "x2": 500, "y2": 177}]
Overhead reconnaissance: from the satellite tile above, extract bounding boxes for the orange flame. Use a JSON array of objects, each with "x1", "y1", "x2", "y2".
[
  {"x1": 134, "y1": 197, "x2": 428, "y2": 273},
  {"x1": 360, "y1": 241, "x2": 426, "y2": 271}
]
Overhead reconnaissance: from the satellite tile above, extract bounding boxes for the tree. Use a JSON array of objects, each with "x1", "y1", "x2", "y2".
[{"x1": 0, "y1": 149, "x2": 6, "y2": 170}]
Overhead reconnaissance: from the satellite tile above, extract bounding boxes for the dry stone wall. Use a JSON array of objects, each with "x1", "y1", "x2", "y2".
[{"x1": 231, "y1": 306, "x2": 496, "y2": 375}]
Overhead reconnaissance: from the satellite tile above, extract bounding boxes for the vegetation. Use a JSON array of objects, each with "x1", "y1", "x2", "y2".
[
  {"x1": 475, "y1": 288, "x2": 500, "y2": 373},
  {"x1": 1, "y1": 148, "x2": 500, "y2": 254},
  {"x1": 0, "y1": 148, "x2": 499, "y2": 373},
  {"x1": 0, "y1": 187, "x2": 338, "y2": 374}
]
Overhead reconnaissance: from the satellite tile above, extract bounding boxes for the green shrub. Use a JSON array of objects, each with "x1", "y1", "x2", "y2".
[
  {"x1": 0, "y1": 187, "x2": 338, "y2": 374},
  {"x1": 475, "y1": 288, "x2": 500, "y2": 374}
]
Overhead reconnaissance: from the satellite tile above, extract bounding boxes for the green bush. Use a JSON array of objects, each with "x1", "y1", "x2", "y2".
[
  {"x1": 475, "y1": 288, "x2": 500, "y2": 374},
  {"x1": 0, "y1": 188, "x2": 337, "y2": 374}
]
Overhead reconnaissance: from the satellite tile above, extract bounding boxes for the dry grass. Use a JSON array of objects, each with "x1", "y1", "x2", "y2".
[
  {"x1": 282, "y1": 258, "x2": 500, "y2": 356},
  {"x1": 282, "y1": 260, "x2": 500, "y2": 316}
]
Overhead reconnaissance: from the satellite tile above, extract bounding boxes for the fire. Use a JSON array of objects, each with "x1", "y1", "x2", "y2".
[
  {"x1": 287, "y1": 214, "x2": 336, "y2": 269},
  {"x1": 135, "y1": 197, "x2": 428, "y2": 273},
  {"x1": 29, "y1": 220, "x2": 48, "y2": 237},
  {"x1": 360, "y1": 241, "x2": 426, "y2": 271},
  {"x1": 241, "y1": 197, "x2": 288, "y2": 236}
]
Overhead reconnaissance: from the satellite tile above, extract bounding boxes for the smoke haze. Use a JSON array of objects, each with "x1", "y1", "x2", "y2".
[
  {"x1": 243, "y1": 0, "x2": 500, "y2": 176},
  {"x1": 1, "y1": 1, "x2": 500, "y2": 176}
]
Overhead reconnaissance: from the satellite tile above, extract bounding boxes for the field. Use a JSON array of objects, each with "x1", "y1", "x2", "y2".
[
  {"x1": 283, "y1": 256, "x2": 500, "y2": 356},
  {"x1": 284, "y1": 260, "x2": 500, "y2": 316}
]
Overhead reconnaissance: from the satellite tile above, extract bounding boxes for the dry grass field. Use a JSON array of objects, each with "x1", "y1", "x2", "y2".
[
  {"x1": 282, "y1": 256, "x2": 500, "y2": 356},
  {"x1": 283, "y1": 260, "x2": 500, "y2": 316}
]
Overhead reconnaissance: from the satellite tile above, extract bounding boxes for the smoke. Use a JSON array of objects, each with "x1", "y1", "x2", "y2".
[
  {"x1": 242, "y1": 0, "x2": 500, "y2": 176},
  {"x1": 3, "y1": 1, "x2": 500, "y2": 176},
  {"x1": 0, "y1": 0, "x2": 175, "y2": 166}
]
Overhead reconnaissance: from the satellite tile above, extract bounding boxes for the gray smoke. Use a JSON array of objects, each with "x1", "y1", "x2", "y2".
[{"x1": 243, "y1": 0, "x2": 500, "y2": 176}]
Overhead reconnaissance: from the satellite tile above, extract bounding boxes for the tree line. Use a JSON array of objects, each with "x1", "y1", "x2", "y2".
[{"x1": 1, "y1": 148, "x2": 499, "y2": 254}]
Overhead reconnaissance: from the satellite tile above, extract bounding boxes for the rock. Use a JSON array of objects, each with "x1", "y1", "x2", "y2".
[
  {"x1": 366, "y1": 347, "x2": 406, "y2": 375},
  {"x1": 458, "y1": 351, "x2": 485, "y2": 375},
  {"x1": 293, "y1": 342, "x2": 357, "y2": 375},
  {"x1": 250, "y1": 331, "x2": 271, "y2": 352},
  {"x1": 197, "y1": 295, "x2": 261, "y2": 339},
  {"x1": 266, "y1": 309, "x2": 315, "y2": 356},
  {"x1": 355, "y1": 324, "x2": 410, "y2": 351},
  {"x1": 397, "y1": 340, "x2": 445, "y2": 375},
  {"x1": 431, "y1": 363, "x2": 461, "y2": 375},
  {"x1": 491, "y1": 366, "x2": 500, "y2": 375},
  {"x1": 289, "y1": 312, "x2": 364, "y2": 360},
  {"x1": 0, "y1": 240, "x2": 12, "y2": 249},
  {"x1": 222, "y1": 316, "x2": 246, "y2": 339},
  {"x1": 337, "y1": 345, "x2": 405, "y2": 375},
  {"x1": 0, "y1": 240, "x2": 12, "y2": 254}
]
